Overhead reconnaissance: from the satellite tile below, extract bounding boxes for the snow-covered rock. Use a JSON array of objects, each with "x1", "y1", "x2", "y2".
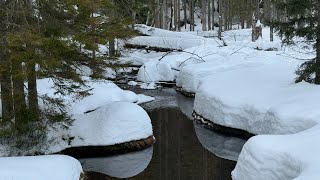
[
  {"x1": 194, "y1": 59, "x2": 320, "y2": 135},
  {"x1": 0, "y1": 155, "x2": 82, "y2": 180},
  {"x1": 137, "y1": 61, "x2": 176, "y2": 82},
  {"x1": 232, "y1": 125, "x2": 320, "y2": 180},
  {"x1": 46, "y1": 102, "x2": 153, "y2": 154},
  {"x1": 37, "y1": 78, "x2": 154, "y2": 115},
  {"x1": 176, "y1": 60, "x2": 262, "y2": 94}
]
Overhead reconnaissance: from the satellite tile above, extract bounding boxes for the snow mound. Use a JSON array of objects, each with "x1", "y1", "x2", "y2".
[
  {"x1": 194, "y1": 60, "x2": 320, "y2": 135},
  {"x1": 137, "y1": 61, "x2": 176, "y2": 82},
  {"x1": 47, "y1": 102, "x2": 153, "y2": 153},
  {"x1": 232, "y1": 125, "x2": 320, "y2": 180},
  {"x1": 176, "y1": 60, "x2": 263, "y2": 93},
  {"x1": 37, "y1": 78, "x2": 153, "y2": 114},
  {"x1": 135, "y1": 24, "x2": 204, "y2": 40},
  {"x1": 0, "y1": 155, "x2": 82, "y2": 180},
  {"x1": 127, "y1": 36, "x2": 203, "y2": 50}
]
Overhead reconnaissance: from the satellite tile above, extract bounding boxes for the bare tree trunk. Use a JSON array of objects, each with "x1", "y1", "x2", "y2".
[
  {"x1": 223, "y1": 0, "x2": 227, "y2": 31},
  {"x1": 218, "y1": 0, "x2": 222, "y2": 39},
  {"x1": 177, "y1": 0, "x2": 181, "y2": 31},
  {"x1": 202, "y1": 0, "x2": 207, "y2": 31},
  {"x1": 0, "y1": 53, "x2": 13, "y2": 123},
  {"x1": 155, "y1": 0, "x2": 161, "y2": 28},
  {"x1": 109, "y1": 39, "x2": 115, "y2": 57},
  {"x1": 132, "y1": 0, "x2": 136, "y2": 29},
  {"x1": 27, "y1": 61, "x2": 39, "y2": 119},
  {"x1": 162, "y1": 0, "x2": 168, "y2": 29},
  {"x1": 207, "y1": 0, "x2": 211, "y2": 30},
  {"x1": 315, "y1": 1, "x2": 320, "y2": 84},
  {"x1": 190, "y1": 0, "x2": 195, "y2": 31},
  {"x1": 183, "y1": 0, "x2": 187, "y2": 29},
  {"x1": 212, "y1": 0, "x2": 215, "y2": 30},
  {"x1": 12, "y1": 61, "x2": 27, "y2": 132}
]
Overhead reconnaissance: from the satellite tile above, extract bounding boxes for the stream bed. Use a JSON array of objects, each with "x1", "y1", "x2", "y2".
[{"x1": 81, "y1": 88, "x2": 247, "y2": 180}]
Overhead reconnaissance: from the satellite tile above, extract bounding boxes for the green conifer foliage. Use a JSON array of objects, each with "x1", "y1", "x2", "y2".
[
  {"x1": 0, "y1": 0, "x2": 137, "y2": 153},
  {"x1": 271, "y1": 0, "x2": 320, "y2": 84}
]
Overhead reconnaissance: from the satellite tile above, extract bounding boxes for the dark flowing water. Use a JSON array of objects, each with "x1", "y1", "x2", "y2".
[{"x1": 80, "y1": 88, "x2": 247, "y2": 180}]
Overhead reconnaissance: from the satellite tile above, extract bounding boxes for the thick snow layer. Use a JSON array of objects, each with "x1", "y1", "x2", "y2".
[
  {"x1": 37, "y1": 78, "x2": 153, "y2": 115},
  {"x1": 46, "y1": 102, "x2": 153, "y2": 153},
  {"x1": 194, "y1": 59, "x2": 320, "y2": 135},
  {"x1": 176, "y1": 60, "x2": 263, "y2": 93},
  {"x1": 137, "y1": 61, "x2": 176, "y2": 82},
  {"x1": 127, "y1": 36, "x2": 203, "y2": 50},
  {"x1": 232, "y1": 125, "x2": 320, "y2": 180},
  {"x1": 80, "y1": 147, "x2": 152, "y2": 178},
  {"x1": 0, "y1": 155, "x2": 82, "y2": 180}
]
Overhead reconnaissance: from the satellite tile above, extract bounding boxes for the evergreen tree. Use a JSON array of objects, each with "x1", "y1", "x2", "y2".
[
  {"x1": 271, "y1": 0, "x2": 320, "y2": 84},
  {"x1": 0, "y1": 0, "x2": 137, "y2": 153}
]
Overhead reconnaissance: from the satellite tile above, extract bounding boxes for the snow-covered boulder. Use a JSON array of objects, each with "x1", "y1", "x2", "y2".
[
  {"x1": 37, "y1": 78, "x2": 154, "y2": 115},
  {"x1": 46, "y1": 102, "x2": 153, "y2": 154},
  {"x1": 137, "y1": 61, "x2": 176, "y2": 82},
  {"x1": 0, "y1": 155, "x2": 82, "y2": 180},
  {"x1": 176, "y1": 60, "x2": 262, "y2": 94},
  {"x1": 232, "y1": 125, "x2": 320, "y2": 180},
  {"x1": 194, "y1": 59, "x2": 320, "y2": 135}
]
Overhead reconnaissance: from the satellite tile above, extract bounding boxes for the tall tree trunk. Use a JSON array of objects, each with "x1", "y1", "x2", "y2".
[
  {"x1": 177, "y1": 0, "x2": 181, "y2": 31},
  {"x1": 0, "y1": 54, "x2": 13, "y2": 123},
  {"x1": 12, "y1": 61, "x2": 27, "y2": 133},
  {"x1": 162, "y1": 0, "x2": 168, "y2": 29},
  {"x1": 218, "y1": 0, "x2": 222, "y2": 39},
  {"x1": 27, "y1": 61, "x2": 38, "y2": 119},
  {"x1": 315, "y1": 1, "x2": 320, "y2": 84},
  {"x1": 173, "y1": 0, "x2": 177, "y2": 30},
  {"x1": 184, "y1": 0, "x2": 187, "y2": 29},
  {"x1": 190, "y1": 0, "x2": 195, "y2": 31},
  {"x1": 109, "y1": 39, "x2": 115, "y2": 57},
  {"x1": 202, "y1": 0, "x2": 207, "y2": 31},
  {"x1": 207, "y1": 0, "x2": 211, "y2": 30},
  {"x1": 212, "y1": 0, "x2": 215, "y2": 30},
  {"x1": 132, "y1": 0, "x2": 136, "y2": 29},
  {"x1": 223, "y1": 0, "x2": 227, "y2": 31}
]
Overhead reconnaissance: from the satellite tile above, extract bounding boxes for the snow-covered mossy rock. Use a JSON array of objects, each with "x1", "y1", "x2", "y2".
[
  {"x1": 0, "y1": 155, "x2": 82, "y2": 180},
  {"x1": 47, "y1": 102, "x2": 154, "y2": 157},
  {"x1": 193, "y1": 59, "x2": 320, "y2": 135},
  {"x1": 232, "y1": 125, "x2": 320, "y2": 180}
]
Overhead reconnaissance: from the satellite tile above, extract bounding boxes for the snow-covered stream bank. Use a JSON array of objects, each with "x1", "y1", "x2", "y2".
[
  {"x1": 120, "y1": 24, "x2": 320, "y2": 179},
  {"x1": 82, "y1": 88, "x2": 245, "y2": 179}
]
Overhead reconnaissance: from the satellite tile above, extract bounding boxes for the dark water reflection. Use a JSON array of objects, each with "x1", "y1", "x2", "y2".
[{"x1": 83, "y1": 108, "x2": 240, "y2": 180}]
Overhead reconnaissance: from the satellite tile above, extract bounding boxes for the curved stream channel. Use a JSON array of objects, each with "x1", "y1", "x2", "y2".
[{"x1": 80, "y1": 88, "x2": 247, "y2": 179}]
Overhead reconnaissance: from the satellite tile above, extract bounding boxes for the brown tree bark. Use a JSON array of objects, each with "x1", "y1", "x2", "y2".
[
  {"x1": 0, "y1": 53, "x2": 13, "y2": 123},
  {"x1": 12, "y1": 60, "x2": 27, "y2": 132}
]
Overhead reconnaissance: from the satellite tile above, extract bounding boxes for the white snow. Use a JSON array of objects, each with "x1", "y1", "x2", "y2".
[
  {"x1": 37, "y1": 78, "x2": 153, "y2": 115},
  {"x1": 128, "y1": 81, "x2": 138, "y2": 86},
  {"x1": 232, "y1": 125, "x2": 320, "y2": 180},
  {"x1": 193, "y1": 59, "x2": 320, "y2": 135},
  {"x1": 46, "y1": 102, "x2": 153, "y2": 154},
  {"x1": 35, "y1": 77, "x2": 154, "y2": 154},
  {"x1": 140, "y1": 82, "x2": 157, "y2": 90},
  {"x1": 0, "y1": 155, "x2": 82, "y2": 180}
]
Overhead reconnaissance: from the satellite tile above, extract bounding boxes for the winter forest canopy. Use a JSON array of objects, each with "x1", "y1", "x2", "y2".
[{"x1": 0, "y1": 0, "x2": 320, "y2": 179}]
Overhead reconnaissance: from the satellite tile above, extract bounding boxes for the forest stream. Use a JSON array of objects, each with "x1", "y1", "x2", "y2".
[{"x1": 80, "y1": 88, "x2": 247, "y2": 180}]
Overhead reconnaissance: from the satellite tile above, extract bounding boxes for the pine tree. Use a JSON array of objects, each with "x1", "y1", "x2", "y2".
[
  {"x1": 0, "y1": 0, "x2": 137, "y2": 152},
  {"x1": 271, "y1": 0, "x2": 320, "y2": 84}
]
